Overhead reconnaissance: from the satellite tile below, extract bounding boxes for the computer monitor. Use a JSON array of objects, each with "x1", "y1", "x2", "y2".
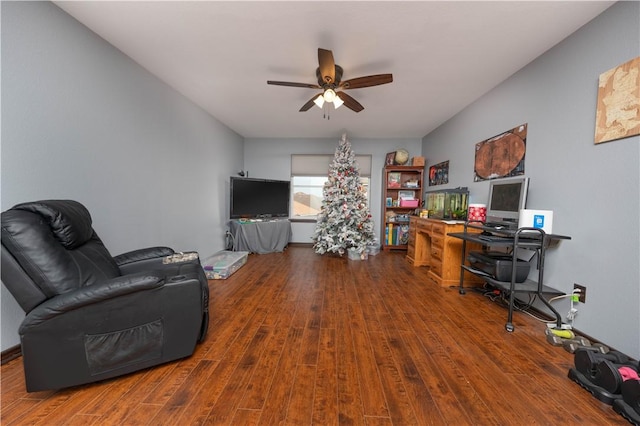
[{"x1": 485, "y1": 177, "x2": 529, "y2": 227}]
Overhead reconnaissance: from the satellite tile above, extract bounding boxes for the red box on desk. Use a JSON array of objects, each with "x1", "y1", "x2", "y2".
[{"x1": 399, "y1": 199, "x2": 419, "y2": 208}]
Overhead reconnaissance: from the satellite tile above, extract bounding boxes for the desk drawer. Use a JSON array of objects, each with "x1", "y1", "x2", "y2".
[
  {"x1": 431, "y1": 222, "x2": 445, "y2": 237},
  {"x1": 407, "y1": 245, "x2": 415, "y2": 260},
  {"x1": 431, "y1": 259, "x2": 443, "y2": 277},
  {"x1": 431, "y1": 235, "x2": 443, "y2": 249},
  {"x1": 431, "y1": 245, "x2": 442, "y2": 261},
  {"x1": 416, "y1": 221, "x2": 432, "y2": 233}
]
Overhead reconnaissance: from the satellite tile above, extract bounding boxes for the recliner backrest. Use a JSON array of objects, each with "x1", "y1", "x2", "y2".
[{"x1": 1, "y1": 200, "x2": 120, "y2": 306}]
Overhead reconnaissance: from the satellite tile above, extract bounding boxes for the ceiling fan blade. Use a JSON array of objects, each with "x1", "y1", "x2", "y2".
[
  {"x1": 267, "y1": 80, "x2": 321, "y2": 89},
  {"x1": 318, "y1": 48, "x2": 335, "y2": 84},
  {"x1": 299, "y1": 94, "x2": 321, "y2": 112},
  {"x1": 339, "y1": 74, "x2": 393, "y2": 90},
  {"x1": 337, "y1": 92, "x2": 364, "y2": 112}
]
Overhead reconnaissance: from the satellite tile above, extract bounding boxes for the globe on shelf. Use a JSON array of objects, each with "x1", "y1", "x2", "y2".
[{"x1": 394, "y1": 149, "x2": 409, "y2": 165}]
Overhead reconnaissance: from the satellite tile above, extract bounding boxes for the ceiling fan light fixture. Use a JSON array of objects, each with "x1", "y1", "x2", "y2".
[
  {"x1": 323, "y1": 88, "x2": 336, "y2": 103},
  {"x1": 267, "y1": 48, "x2": 392, "y2": 114},
  {"x1": 313, "y1": 95, "x2": 325, "y2": 108}
]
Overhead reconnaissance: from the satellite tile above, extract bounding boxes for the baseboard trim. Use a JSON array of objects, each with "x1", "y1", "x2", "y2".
[
  {"x1": 1, "y1": 344, "x2": 22, "y2": 365},
  {"x1": 516, "y1": 303, "x2": 627, "y2": 356},
  {"x1": 288, "y1": 242, "x2": 313, "y2": 248},
  {"x1": 468, "y1": 287, "x2": 625, "y2": 355}
]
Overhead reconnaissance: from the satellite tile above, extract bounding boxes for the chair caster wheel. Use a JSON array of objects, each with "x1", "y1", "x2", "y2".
[
  {"x1": 505, "y1": 323, "x2": 514, "y2": 332},
  {"x1": 459, "y1": 288, "x2": 466, "y2": 295}
]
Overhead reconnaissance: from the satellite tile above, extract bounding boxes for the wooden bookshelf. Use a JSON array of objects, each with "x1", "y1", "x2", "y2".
[{"x1": 381, "y1": 165, "x2": 424, "y2": 250}]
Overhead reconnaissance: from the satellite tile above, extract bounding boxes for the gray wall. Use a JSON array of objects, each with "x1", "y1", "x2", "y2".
[
  {"x1": 243, "y1": 137, "x2": 423, "y2": 244},
  {"x1": 421, "y1": 1, "x2": 639, "y2": 358},
  {"x1": 1, "y1": 2, "x2": 244, "y2": 350}
]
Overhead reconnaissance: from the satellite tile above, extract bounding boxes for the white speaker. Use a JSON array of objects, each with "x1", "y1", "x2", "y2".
[{"x1": 518, "y1": 209, "x2": 553, "y2": 234}]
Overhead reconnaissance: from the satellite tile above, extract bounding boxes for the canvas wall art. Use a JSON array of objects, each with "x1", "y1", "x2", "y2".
[
  {"x1": 474, "y1": 123, "x2": 527, "y2": 181},
  {"x1": 594, "y1": 56, "x2": 640, "y2": 144}
]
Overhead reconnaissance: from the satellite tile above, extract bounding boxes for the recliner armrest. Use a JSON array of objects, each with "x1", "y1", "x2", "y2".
[
  {"x1": 20, "y1": 275, "x2": 164, "y2": 332},
  {"x1": 113, "y1": 246, "x2": 175, "y2": 266}
]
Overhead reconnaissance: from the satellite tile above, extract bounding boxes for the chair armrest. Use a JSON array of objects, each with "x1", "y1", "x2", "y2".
[
  {"x1": 20, "y1": 275, "x2": 164, "y2": 332},
  {"x1": 113, "y1": 246, "x2": 174, "y2": 266}
]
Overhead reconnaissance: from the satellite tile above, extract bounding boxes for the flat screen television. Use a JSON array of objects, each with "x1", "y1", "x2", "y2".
[
  {"x1": 485, "y1": 177, "x2": 529, "y2": 227},
  {"x1": 230, "y1": 177, "x2": 290, "y2": 219}
]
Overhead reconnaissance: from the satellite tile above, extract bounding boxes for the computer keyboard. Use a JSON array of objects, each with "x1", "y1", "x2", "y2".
[{"x1": 478, "y1": 235, "x2": 513, "y2": 242}]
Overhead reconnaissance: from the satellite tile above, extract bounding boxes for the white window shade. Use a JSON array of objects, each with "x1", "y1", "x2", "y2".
[{"x1": 291, "y1": 154, "x2": 372, "y2": 177}]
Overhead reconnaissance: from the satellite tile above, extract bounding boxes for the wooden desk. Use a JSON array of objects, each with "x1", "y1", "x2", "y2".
[{"x1": 407, "y1": 217, "x2": 483, "y2": 287}]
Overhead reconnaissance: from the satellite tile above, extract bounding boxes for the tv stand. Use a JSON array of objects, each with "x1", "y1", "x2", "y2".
[
  {"x1": 449, "y1": 222, "x2": 571, "y2": 332},
  {"x1": 229, "y1": 219, "x2": 292, "y2": 254}
]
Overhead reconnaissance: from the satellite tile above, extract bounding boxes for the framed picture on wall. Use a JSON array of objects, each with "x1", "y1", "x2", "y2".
[
  {"x1": 428, "y1": 161, "x2": 449, "y2": 186},
  {"x1": 385, "y1": 152, "x2": 395, "y2": 166},
  {"x1": 474, "y1": 123, "x2": 527, "y2": 181}
]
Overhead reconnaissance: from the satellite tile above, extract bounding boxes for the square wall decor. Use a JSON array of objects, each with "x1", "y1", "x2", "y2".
[{"x1": 595, "y1": 56, "x2": 640, "y2": 144}]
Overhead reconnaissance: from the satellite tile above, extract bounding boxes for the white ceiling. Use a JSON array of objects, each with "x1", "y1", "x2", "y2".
[{"x1": 54, "y1": 1, "x2": 615, "y2": 139}]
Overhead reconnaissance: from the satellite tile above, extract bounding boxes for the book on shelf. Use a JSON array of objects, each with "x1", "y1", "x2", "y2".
[
  {"x1": 397, "y1": 225, "x2": 410, "y2": 244},
  {"x1": 387, "y1": 172, "x2": 401, "y2": 188},
  {"x1": 385, "y1": 223, "x2": 410, "y2": 246}
]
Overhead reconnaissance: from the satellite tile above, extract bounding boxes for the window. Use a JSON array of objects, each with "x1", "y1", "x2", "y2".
[
  {"x1": 290, "y1": 154, "x2": 372, "y2": 220},
  {"x1": 291, "y1": 176, "x2": 327, "y2": 218}
]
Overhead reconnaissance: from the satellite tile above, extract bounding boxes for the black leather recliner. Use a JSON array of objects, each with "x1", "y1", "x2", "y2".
[{"x1": 1, "y1": 200, "x2": 209, "y2": 392}]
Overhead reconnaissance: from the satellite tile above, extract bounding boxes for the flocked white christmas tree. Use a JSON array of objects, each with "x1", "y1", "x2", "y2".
[{"x1": 313, "y1": 133, "x2": 375, "y2": 257}]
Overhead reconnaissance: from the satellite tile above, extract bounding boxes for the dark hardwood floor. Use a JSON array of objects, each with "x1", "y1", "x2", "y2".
[{"x1": 1, "y1": 246, "x2": 626, "y2": 425}]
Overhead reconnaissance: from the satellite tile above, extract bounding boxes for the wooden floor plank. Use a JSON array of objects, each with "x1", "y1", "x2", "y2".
[
  {"x1": 62, "y1": 414, "x2": 102, "y2": 425},
  {"x1": 336, "y1": 296, "x2": 367, "y2": 426},
  {"x1": 254, "y1": 326, "x2": 304, "y2": 425},
  {"x1": 5, "y1": 391, "x2": 73, "y2": 425},
  {"x1": 197, "y1": 327, "x2": 271, "y2": 425},
  {"x1": 149, "y1": 359, "x2": 220, "y2": 426},
  {"x1": 298, "y1": 288, "x2": 324, "y2": 366},
  {"x1": 117, "y1": 403, "x2": 164, "y2": 426},
  {"x1": 345, "y1": 282, "x2": 390, "y2": 418},
  {"x1": 97, "y1": 367, "x2": 174, "y2": 423},
  {"x1": 236, "y1": 324, "x2": 289, "y2": 411},
  {"x1": 229, "y1": 408, "x2": 262, "y2": 425},
  {"x1": 368, "y1": 331, "x2": 419, "y2": 424},
  {"x1": 376, "y1": 324, "x2": 442, "y2": 425},
  {"x1": 285, "y1": 363, "x2": 317, "y2": 425},
  {"x1": 1, "y1": 247, "x2": 630, "y2": 425},
  {"x1": 0, "y1": 397, "x2": 46, "y2": 425},
  {"x1": 172, "y1": 306, "x2": 272, "y2": 425},
  {"x1": 398, "y1": 328, "x2": 474, "y2": 426},
  {"x1": 310, "y1": 328, "x2": 338, "y2": 425}
]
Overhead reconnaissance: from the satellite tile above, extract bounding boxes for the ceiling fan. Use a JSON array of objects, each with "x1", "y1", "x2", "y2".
[{"x1": 267, "y1": 48, "x2": 393, "y2": 113}]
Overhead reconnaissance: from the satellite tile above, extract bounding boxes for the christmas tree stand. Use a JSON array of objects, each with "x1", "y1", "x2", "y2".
[{"x1": 348, "y1": 248, "x2": 369, "y2": 261}]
